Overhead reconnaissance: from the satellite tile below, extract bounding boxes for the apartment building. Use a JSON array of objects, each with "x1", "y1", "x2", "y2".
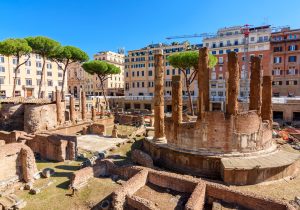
[
  {"x1": 0, "y1": 53, "x2": 67, "y2": 98},
  {"x1": 124, "y1": 42, "x2": 201, "y2": 97},
  {"x1": 68, "y1": 51, "x2": 124, "y2": 98},
  {"x1": 94, "y1": 51, "x2": 125, "y2": 96},
  {"x1": 203, "y1": 25, "x2": 271, "y2": 102},
  {"x1": 271, "y1": 27, "x2": 300, "y2": 97}
]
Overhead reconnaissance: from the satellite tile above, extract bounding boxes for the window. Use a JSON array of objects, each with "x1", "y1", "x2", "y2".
[
  {"x1": 25, "y1": 79, "x2": 32, "y2": 86},
  {"x1": 226, "y1": 49, "x2": 231, "y2": 54},
  {"x1": 218, "y1": 57, "x2": 223, "y2": 64},
  {"x1": 212, "y1": 43, "x2": 216, "y2": 48},
  {"x1": 211, "y1": 91, "x2": 216, "y2": 96},
  {"x1": 36, "y1": 54, "x2": 41, "y2": 59},
  {"x1": 36, "y1": 79, "x2": 41, "y2": 85},
  {"x1": 273, "y1": 57, "x2": 282, "y2": 63},
  {"x1": 234, "y1": 40, "x2": 238, "y2": 45},
  {"x1": 142, "y1": 71, "x2": 144, "y2": 76},
  {"x1": 234, "y1": 48, "x2": 239, "y2": 52},
  {"x1": 126, "y1": 72, "x2": 128, "y2": 77},
  {"x1": 0, "y1": 66, "x2": 5, "y2": 72},
  {"x1": 47, "y1": 80, "x2": 53, "y2": 86},
  {"x1": 211, "y1": 72, "x2": 216, "y2": 80},
  {"x1": 288, "y1": 45, "x2": 298, "y2": 51},
  {"x1": 250, "y1": 37, "x2": 255, "y2": 42},
  {"x1": 36, "y1": 70, "x2": 42, "y2": 76},
  {"x1": 273, "y1": 46, "x2": 283, "y2": 52},
  {"x1": 36, "y1": 62, "x2": 42, "y2": 68},
  {"x1": 211, "y1": 51, "x2": 217, "y2": 55},
  {"x1": 172, "y1": 69, "x2": 175, "y2": 75},
  {"x1": 211, "y1": 84, "x2": 216, "y2": 88},
  {"x1": 58, "y1": 81, "x2": 63, "y2": 86},
  {"x1": 258, "y1": 36, "x2": 263, "y2": 42},
  {"x1": 46, "y1": 63, "x2": 52, "y2": 69},
  {"x1": 132, "y1": 71, "x2": 135, "y2": 77},
  {"x1": 137, "y1": 71, "x2": 139, "y2": 77},
  {"x1": 226, "y1": 40, "x2": 231, "y2": 46},
  {"x1": 25, "y1": 60, "x2": 31, "y2": 66},
  {"x1": 166, "y1": 69, "x2": 170, "y2": 75},
  {"x1": 219, "y1": 50, "x2": 223, "y2": 54},
  {"x1": 47, "y1": 71, "x2": 52, "y2": 76},
  {"x1": 218, "y1": 91, "x2": 224, "y2": 96},
  {"x1": 12, "y1": 58, "x2": 17, "y2": 65},
  {"x1": 26, "y1": 69, "x2": 30, "y2": 74},
  {"x1": 0, "y1": 77, "x2": 5, "y2": 84},
  {"x1": 264, "y1": 36, "x2": 269, "y2": 41},
  {"x1": 288, "y1": 56, "x2": 297, "y2": 62},
  {"x1": 0, "y1": 56, "x2": 4, "y2": 63},
  {"x1": 132, "y1": 82, "x2": 135, "y2": 88},
  {"x1": 58, "y1": 72, "x2": 63, "y2": 77},
  {"x1": 219, "y1": 42, "x2": 223, "y2": 47},
  {"x1": 15, "y1": 78, "x2": 21, "y2": 85},
  {"x1": 148, "y1": 71, "x2": 153, "y2": 76}
]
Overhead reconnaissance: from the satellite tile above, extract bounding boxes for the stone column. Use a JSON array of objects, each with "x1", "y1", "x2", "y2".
[
  {"x1": 56, "y1": 87, "x2": 64, "y2": 125},
  {"x1": 172, "y1": 75, "x2": 182, "y2": 141},
  {"x1": 91, "y1": 106, "x2": 96, "y2": 121},
  {"x1": 261, "y1": 76, "x2": 273, "y2": 123},
  {"x1": 153, "y1": 49, "x2": 166, "y2": 142},
  {"x1": 172, "y1": 75, "x2": 182, "y2": 124},
  {"x1": 70, "y1": 95, "x2": 76, "y2": 124},
  {"x1": 226, "y1": 52, "x2": 239, "y2": 116},
  {"x1": 81, "y1": 90, "x2": 87, "y2": 121},
  {"x1": 249, "y1": 56, "x2": 262, "y2": 114},
  {"x1": 198, "y1": 47, "x2": 209, "y2": 118}
]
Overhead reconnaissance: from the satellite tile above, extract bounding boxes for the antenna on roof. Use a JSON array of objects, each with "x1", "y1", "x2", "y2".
[{"x1": 117, "y1": 47, "x2": 125, "y2": 54}]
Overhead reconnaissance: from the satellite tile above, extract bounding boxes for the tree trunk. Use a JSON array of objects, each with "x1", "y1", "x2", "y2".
[
  {"x1": 100, "y1": 79, "x2": 108, "y2": 110},
  {"x1": 38, "y1": 56, "x2": 46, "y2": 98},
  {"x1": 186, "y1": 81, "x2": 194, "y2": 116},
  {"x1": 61, "y1": 61, "x2": 69, "y2": 99},
  {"x1": 12, "y1": 57, "x2": 19, "y2": 97}
]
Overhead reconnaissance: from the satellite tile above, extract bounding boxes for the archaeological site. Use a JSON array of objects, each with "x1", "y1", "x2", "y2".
[{"x1": 0, "y1": 48, "x2": 299, "y2": 210}]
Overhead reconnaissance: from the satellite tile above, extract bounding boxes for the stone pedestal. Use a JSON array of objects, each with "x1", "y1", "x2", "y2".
[
  {"x1": 153, "y1": 50, "x2": 166, "y2": 142},
  {"x1": 226, "y1": 52, "x2": 239, "y2": 116}
]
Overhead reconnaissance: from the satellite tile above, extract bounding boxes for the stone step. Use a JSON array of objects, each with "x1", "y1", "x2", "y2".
[{"x1": 221, "y1": 150, "x2": 300, "y2": 170}]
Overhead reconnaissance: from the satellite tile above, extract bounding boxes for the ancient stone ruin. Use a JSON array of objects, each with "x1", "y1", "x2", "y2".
[{"x1": 144, "y1": 48, "x2": 300, "y2": 185}]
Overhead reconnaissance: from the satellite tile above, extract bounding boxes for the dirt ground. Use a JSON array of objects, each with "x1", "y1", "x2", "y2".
[{"x1": 134, "y1": 182, "x2": 190, "y2": 210}]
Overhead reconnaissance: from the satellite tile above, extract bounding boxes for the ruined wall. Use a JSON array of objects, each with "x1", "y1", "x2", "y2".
[
  {"x1": 115, "y1": 114, "x2": 144, "y2": 126},
  {"x1": 26, "y1": 133, "x2": 77, "y2": 161},
  {"x1": 0, "y1": 103, "x2": 24, "y2": 131},
  {"x1": 0, "y1": 143, "x2": 38, "y2": 187},
  {"x1": 165, "y1": 111, "x2": 272, "y2": 154},
  {"x1": 0, "y1": 130, "x2": 25, "y2": 144},
  {"x1": 24, "y1": 104, "x2": 57, "y2": 133},
  {"x1": 89, "y1": 117, "x2": 114, "y2": 135}
]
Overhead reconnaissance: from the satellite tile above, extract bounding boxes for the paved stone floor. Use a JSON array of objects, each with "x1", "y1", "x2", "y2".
[{"x1": 77, "y1": 135, "x2": 127, "y2": 152}]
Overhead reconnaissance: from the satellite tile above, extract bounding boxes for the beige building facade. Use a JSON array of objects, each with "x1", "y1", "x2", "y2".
[
  {"x1": 124, "y1": 42, "x2": 201, "y2": 97},
  {"x1": 0, "y1": 53, "x2": 67, "y2": 98}
]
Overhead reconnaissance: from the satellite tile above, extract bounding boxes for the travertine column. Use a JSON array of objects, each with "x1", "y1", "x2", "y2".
[
  {"x1": 261, "y1": 76, "x2": 273, "y2": 123},
  {"x1": 70, "y1": 95, "x2": 75, "y2": 124},
  {"x1": 198, "y1": 47, "x2": 209, "y2": 119},
  {"x1": 226, "y1": 52, "x2": 239, "y2": 116},
  {"x1": 81, "y1": 90, "x2": 87, "y2": 121},
  {"x1": 249, "y1": 56, "x2": 262, "y2": 114},
  {"x1": 91, "y1": 106, "x2": 96, "y2": 121},
  {"x1": 153, "y1": 49, "x2": 166, "y2": 142},
  {"x1": 172, "y1": 75, "x2": 182, "y2": 141},
  {"x1": 56, "y1": 87, "x2": 64, "y2": 125},
  {"x1": 172, "y1": 75, "x2": 182, "y2": 124}
]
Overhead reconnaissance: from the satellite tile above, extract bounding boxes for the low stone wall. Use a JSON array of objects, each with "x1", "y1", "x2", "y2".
[
  {"x1": 48, "y1": 122, "x2": 91, "y2": 135},
  {"x1": 205, "y1": 182, "x2": 292, "y2": 210},
  {"x1": 0, "y1": 143, "x2": 38, "y2": 187},
  {"x1": 0, "y1": 103, "x2": 24, "y2": 131},
  {"x1": 131, "y1": 149, "x2": 153, "y2": 168},
  {"x1": 24, "y1": 104, "x2": 57, "y2": 133},
  {"x1": 115, "y1": 114, "x2": 144, "y2": 126},
  {"x1": 0, "y1": 130, "x2": 25, "y2": 144},
  {"x1": 143, "y1": 139, "x2": 221, "y2": 179},
  {"x1": 70, "y1": 165, "x2": 106, "y2": 190},
  {"x1": 26, "y1": 133, "x2": 77, "y2": 162},
  {"x1": 109, "y1": 166, "x2": 295, "y2": 210},
  {"x1": 89, "y1": 117, "x2": 115, "y2": 135}
]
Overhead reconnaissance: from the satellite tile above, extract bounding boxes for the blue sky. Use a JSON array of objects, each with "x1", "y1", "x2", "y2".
[{"x1": 1, "y1": 0, "x2": 299, "y2": 58}]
